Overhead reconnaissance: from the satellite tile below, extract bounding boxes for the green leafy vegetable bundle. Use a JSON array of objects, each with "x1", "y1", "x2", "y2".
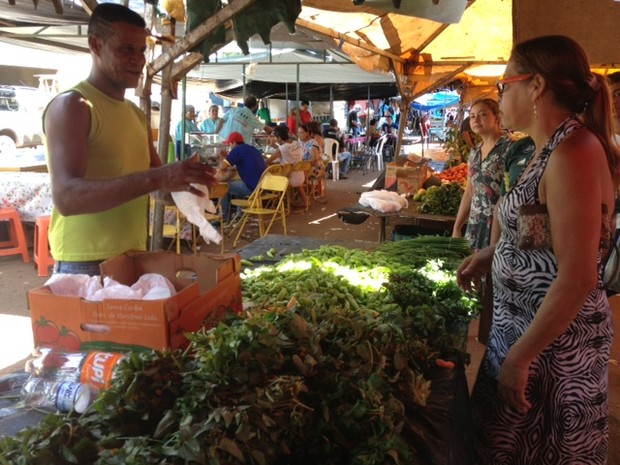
[
  {"x1": 418, "y1": 182, "x2": 464, "y2": 216},
  {"x1": 0, "y1": 238, "x2": 479, "y2": 465}
]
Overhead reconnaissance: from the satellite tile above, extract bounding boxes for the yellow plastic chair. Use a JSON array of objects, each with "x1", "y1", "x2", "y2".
[
  {"x1": 149, "y1": 197, "x2": 182, "y2": 253},
  {"x1": 233, "y1": 174, "x2": 289, "y2": 248},
  {"x1": 228, "y1": 164, "x2": 284, "y2": 230}
]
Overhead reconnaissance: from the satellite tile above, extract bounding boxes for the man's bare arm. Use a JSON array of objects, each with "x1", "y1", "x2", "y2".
[{"x1": 45, "y1": 92, "x2": 215, "y2": 216}]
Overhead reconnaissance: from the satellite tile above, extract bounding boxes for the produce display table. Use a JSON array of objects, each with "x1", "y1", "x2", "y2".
[
  {"x1": 348, "y1": 203, "x2": 456, "y2": 242},
  {"x1": 0, "y1": 236, "x2": 473, "y2": 465},
  {"x1": 240, "y1": 234, "x2": 474, "y2": 465},
  {"x1": 238, "y1": 234, "x2": 376, "y2": 263}
]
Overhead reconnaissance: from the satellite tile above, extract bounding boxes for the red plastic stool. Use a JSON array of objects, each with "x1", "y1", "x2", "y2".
[
  {"x1": 0, "y1": 208, "x2": 30, "y2": 264},
  {"x1": 34, "y1": 215, "x2": 54, "y2": 277}
]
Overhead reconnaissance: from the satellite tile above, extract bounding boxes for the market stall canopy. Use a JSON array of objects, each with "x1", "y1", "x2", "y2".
[
  {"x1": 185, "y1": 46, "x2": 397, "y2": 100},
  {"x1": 1, "y1": 0, "x2": 619, "y2": 102},
  {"x1": 298, "y1": 0, "x2": 620, "y2": 101}
]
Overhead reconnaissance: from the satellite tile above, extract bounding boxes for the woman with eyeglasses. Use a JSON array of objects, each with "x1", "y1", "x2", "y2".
[{"x1": 465, "y1": 35, "x2": 619, "y2": 465}]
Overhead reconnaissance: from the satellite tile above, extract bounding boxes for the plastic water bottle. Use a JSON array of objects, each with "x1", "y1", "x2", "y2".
[
  {"x1": 25, "y1": 348, "x2": 126, "y2": 391},
  {"x1": 21, "y1": 377, "x2": 92, "y2": 414}
]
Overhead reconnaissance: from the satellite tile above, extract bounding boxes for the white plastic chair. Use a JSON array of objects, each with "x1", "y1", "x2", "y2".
[
  {"x1": 373, "y1": 135, "x2": 388, "y2": 172},
  {"x1": 324, "y1": 138, "x2": 340, "y2": 181}
]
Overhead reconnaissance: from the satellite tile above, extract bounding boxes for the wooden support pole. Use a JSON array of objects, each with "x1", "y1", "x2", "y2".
[{"x1": 150, "y1": 18, "x2": 176, "y2": 251}]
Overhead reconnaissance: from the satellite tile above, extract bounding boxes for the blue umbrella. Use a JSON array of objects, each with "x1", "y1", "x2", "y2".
[{"x1": 411, "y1": 90, "x2": 460, "y2": 111}]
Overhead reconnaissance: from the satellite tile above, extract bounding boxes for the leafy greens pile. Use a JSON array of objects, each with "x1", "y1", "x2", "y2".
[{"x1": 0, "y1": 238, "x2": 478, "y2": 465}]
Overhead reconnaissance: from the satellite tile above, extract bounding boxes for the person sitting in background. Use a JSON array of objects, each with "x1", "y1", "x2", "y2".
[
  {"x1": 298, "y1": 123, "x2": 324, "y2": 184},
  {"x1": 367, "y1": 118, "x2": 381, "y2": 146},
  {"x1": 199, "y1": 104, "x2": 221, "y2": 134},
  {"x1": 216, "y1": 94, "x2": 272, "y2": 144},
  {"x1": 175, "y1": 104, "x2": 199, "y2": 159},
  {"x1": 380, "y1": 114, "x2": 399, "y2": 147},
  {"x1": 266, "y1": 124, "x2": 309, "y2": 209},
  {"x1": 378, "y1": 108, "x2": 392, "y2": 127},
  {"x1": 215, "y1": 132, "x2": 266, "y2": 221},
  {"x1": 307, "y1": 121, "x2": 327, "y2": 194},
  {"x1": 323, "y1": 118, "x2": 352, "y2": 179}
]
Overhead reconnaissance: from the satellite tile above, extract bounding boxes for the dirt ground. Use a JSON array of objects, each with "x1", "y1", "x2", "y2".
[{"x1": 1, "y1": 146, "x2": 619, "y2": 460}]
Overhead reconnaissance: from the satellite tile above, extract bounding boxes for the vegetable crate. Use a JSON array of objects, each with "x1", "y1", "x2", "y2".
[
  {"x1": 28, "y1": 251, "x2": 243, "y2": 352},
  {"x1": 384, "y1": 161, "x2": 428, "y2": 194}
]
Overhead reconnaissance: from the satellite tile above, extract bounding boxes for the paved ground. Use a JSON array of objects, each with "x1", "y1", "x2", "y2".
[{"x1": 1, "y1": 144, "x2": 619, "y2": 459}]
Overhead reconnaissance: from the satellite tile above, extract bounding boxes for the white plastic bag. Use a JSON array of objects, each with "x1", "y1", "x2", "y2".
[
  {"x1": 45, "y1": 273, "x2": 177, "y2": 301},
  {"x1": 359, "y1": 190, "x2": 408, "y2": 213},
  {"x1": 171, "y1": 184, "x2": 222, "y2": 245},
  {"x1": 45, "y1": 273, "x2": 102, "y2": 299}
]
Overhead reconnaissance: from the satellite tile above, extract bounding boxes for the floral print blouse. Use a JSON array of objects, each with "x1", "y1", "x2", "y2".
[{"x1": 465, "y1": 135, "x2": 512, "y2": 250}]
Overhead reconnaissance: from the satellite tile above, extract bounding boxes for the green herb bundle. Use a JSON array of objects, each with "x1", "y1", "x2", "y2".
[{"x1": 0, "y1": 240, "x2": 479, "y2": 464}]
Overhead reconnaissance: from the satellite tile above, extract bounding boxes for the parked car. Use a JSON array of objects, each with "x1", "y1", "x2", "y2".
[{"x1": 0, "y1": 85, "x2": 50, "y2": 156}]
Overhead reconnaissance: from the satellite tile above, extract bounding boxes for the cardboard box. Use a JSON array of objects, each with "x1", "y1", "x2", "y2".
[
  {"x1": 384, "y1": 160, "x2": 428, "y2": 194},
  {"x1": 28, "y1": 251, "x2": 242, "y2": 352}
]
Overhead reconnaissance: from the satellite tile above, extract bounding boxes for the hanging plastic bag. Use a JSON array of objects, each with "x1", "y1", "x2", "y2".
[{"x1": 171, "y1": 184, "x2": 222, "y2": 245}]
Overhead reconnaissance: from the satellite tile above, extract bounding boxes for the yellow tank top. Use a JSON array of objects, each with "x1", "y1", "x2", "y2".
[{"x1": 46, "y1": 80, "x2": 151, "y2": 262}]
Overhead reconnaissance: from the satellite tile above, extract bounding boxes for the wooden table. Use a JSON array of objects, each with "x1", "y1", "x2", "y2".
[
  {"x1": 0, "y1": 172, "x2": 53, "y2": 222},
  {"x1": 0, "y1": 151, "x2": 47, "y2": 173},
  {"x1": 0, "y1": 164, "x2": 47, "y2": 173},
  {"x1": 353, "y1": 203, "x2": 456, "y2": 242}
]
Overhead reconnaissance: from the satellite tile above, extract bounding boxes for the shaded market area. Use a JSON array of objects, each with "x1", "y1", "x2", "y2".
[{"x1": 1, "y1": 0, "x2": 620, "y2": 463}]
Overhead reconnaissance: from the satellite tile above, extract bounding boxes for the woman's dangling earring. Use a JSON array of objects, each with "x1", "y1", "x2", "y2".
[{"x1": 533, "y1": 103, "x2": 538, "y2": 120}]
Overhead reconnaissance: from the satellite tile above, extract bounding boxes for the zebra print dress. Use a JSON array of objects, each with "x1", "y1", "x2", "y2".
[{"x1": 470, "y1": 117, "x2": 612, "y2": 464}]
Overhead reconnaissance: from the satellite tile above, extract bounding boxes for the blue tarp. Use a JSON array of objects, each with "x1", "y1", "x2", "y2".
[{"x1": 411, "y1": 90, "x2": 460, "y2": 111}]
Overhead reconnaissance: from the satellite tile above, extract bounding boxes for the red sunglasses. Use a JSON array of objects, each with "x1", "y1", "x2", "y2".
[{"x1": 496, "y1": 74, "x2": 533, "y2": 95}]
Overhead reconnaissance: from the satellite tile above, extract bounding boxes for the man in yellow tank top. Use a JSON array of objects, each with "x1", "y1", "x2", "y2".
[{"x1": 43, "y1": 3, "x2": 216, "y2": 276}]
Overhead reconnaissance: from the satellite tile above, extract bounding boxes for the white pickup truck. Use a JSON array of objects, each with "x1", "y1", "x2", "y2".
[{"x1": 0, "y1": 85, "x2": 50, "y2": 156}]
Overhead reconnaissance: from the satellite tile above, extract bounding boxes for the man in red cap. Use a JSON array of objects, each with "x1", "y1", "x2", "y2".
[{"x1": 216, "y1": 132, "x2": 266, "y2": 221}]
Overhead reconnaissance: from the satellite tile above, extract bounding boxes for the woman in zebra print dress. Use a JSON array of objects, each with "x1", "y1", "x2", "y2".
[{"x1": 461, "y1": 36, "x2": 620, "y2": 464}]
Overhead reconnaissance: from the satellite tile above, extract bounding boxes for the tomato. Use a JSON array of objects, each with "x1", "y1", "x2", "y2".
[
  {"x1": 34, "y1": 316, "x2": 60, "y2": 344},
  {"x1": 435, "y1": 358, "x2": 456, "y2": 369},
  {"x1": 57, "y1": 326, "x2": 82, "y2": 351}
]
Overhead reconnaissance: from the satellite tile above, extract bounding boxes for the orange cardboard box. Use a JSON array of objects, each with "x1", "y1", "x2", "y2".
[{"x1": 28, "y1": 251, "x2": 242, "y2": 352}]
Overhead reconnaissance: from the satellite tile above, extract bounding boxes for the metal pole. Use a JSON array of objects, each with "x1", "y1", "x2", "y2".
[
  {"x1": 295, "y1": 63, "x2": 300, "y2": 130},
  {"x1": 366, "y1": 85, "x2": 371, "y2": 137},
  {"x1": 242, "y1": 63, "x2": 247, "y2": 96},
  {"x1": 285, "y1": 82, "x2": 289, "y2": 118},
  {"x1": 180, "y1": 77, "x2": 187, "y2": 160}
]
